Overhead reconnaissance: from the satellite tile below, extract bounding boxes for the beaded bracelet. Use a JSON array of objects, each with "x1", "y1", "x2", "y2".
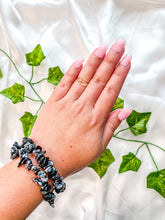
[{"x1": 10, "y1": 137, "x2": 66, "y2": 207}]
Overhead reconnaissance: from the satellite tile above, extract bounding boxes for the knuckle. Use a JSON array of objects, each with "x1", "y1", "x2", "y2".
[
  {"x1": 87, "y1": 58, "x2": 96, "y2": 68},
  {"x1": 66, "y1": 71, "x2": 75, "y2": 78},
  {"x1": 93, "y1": 75, "x2": 106, "y2": 86},
  {"x1": 105, "y1": 53, "x2": 116, "y2": 65},
  {"x1": 89, "y1": 116, "x2": 98, "y2": 128},
  {"x1": 107, "y1": 121, "x2": 116, "y2": 133},
  {"x1": 58, "y1": 81, "x2": 66, "y2": 88},
  {"x1": 113, "y1": 67, "x2": 122, "y2": 77},
  {"x1": 105, "y1": 85, "x2": 118, "y2": 96},
  {"x1": 77, "y1": 77, "x2": 88, "y2": 88}
]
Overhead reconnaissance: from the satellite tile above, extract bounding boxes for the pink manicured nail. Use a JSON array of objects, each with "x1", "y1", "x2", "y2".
[
  {"x1": 120, "y1": 54, "x2": 132, "y2": 66},
  {"x1": 112, "y1": 39, "x2": 126, "y2": 52},
  {"x1": 73, "y1": 57, "x2": 84, "y2": 68},
  {"x1": 95, "y1": 44, "x2": 108, "y2": 59},
  {"x1": 118, "y1": 107, "x2": 132, "y2": 121}
]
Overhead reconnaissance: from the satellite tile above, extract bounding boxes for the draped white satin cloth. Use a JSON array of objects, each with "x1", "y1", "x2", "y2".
[{"x1": 0, "y1": 0, "x2": 165, "y2": 219}]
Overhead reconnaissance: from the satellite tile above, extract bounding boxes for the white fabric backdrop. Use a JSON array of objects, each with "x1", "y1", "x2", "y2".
[{"x1": 0, "y1": 0, "x2": 165, "y2": 219}]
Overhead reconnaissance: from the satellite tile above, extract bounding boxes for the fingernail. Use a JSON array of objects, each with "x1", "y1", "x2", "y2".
[
  {"x1": 73, "y1": 57, "x2": 84, "y2": 68},
  {"x1": 118, "y1": 107, "x2": 132, "y2": 121},
  {"x1": 95, "y1": 44, "x2": 108, "y2": 59},
  {"x1": 112, "y1": 39, "x2": 126, "y2": 53},
  {"x1": 120, "y1": 54, "x2": 132, "y2": 66}
]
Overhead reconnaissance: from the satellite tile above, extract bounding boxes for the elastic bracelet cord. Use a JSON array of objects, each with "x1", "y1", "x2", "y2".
[{"x1": 10, "y1": 137, "x2": 66, "y2": 208}]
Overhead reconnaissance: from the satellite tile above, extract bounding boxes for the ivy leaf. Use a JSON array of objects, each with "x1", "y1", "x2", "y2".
[
  {"x1": 119, "y1": 152, "x2": 141, "y2": 173},
  {"x1": 147, "y1": 169, "x2": 165, "y2": 198},
  {"x1": 88, "y1": 149, "x2": 115, "y2": 178},
  {"x1": 0, "y1": 68, "x2": 3, "y2": 78},
  {"x1": 0, "y1": 82, "x2": 25, "y2": 104},
  {"x1": 111, "y1": 97, "x2": 124, "y2": 112},
  {"x1": 25, "y1": 44, "x2": 46, "y2": 66},
  {"x1": 20, "y1": 112, "x2": 37, "y2": 137},
  {"x1": 126, "y1": 110, "x2": 151, "y2": 136},
  {"x1": 47, "y1": 66, "x2": 64, "y2": 86}
]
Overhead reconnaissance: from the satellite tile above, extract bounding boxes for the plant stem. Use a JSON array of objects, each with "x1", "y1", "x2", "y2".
[
  {"x1": 29, "y1": 66, "x2": 34, "y2": 83},
  {"x1": 28, "y1": 83, "x2": 45, "y2": 104},
  {"x1": 146, "y1": 143, "x2": 159, "y2": 171},
  {"x1": 115, "y1": 127, "x2": 130, "y2": 136},
  {"x1": 113, "y1": 135, "x2": 165, "y2": 152},
  {"x1": 135, "y1": 143, "x2": 145, "y2": 156},
  {"x1": 35, "y1": 102, "x2": 44, "y2": 115},
  {"x1": 0, "y1": 48, "x2": 45, "y2": 104},
  {"x1": 31, "y1": 78, "x2": 47, "y2": 85},
  {"x1": 24, "y1": 96, "x2": 41, "y2": 102},
  {"x1": 0, "y1": 48, "x2": 28, "y2": 83}
]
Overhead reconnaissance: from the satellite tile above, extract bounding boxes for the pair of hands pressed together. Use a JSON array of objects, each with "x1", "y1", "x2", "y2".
[
  {"x1": 0, "y1": 39, "x2": 132, "y2": 219},
  {"x1": 30, "y1": 39, "x2": 132, "y2": 178}
]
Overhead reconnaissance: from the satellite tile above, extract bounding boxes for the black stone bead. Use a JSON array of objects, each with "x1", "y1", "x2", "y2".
[
  {"x1": 35, "y1": 151, "x2": 46, "y2": 161},
  {"x1": 38, "y1": 170, "x2": 45, "y2": 177},
  {"x1": 53, "y1": 181, "x2": 66, "y2": 193},
  {"x1": 42, "y1": 183, "x2": 51, "y2": 192},
  {"x1": 25, "y1": 143, "x2": 36, "y2": 154},
  {"x1": 34, "y1": 168, "x2": 40, "y2": 175},
  {"x1": 17, "y1": 157, "x2": 28, "y2": 167},
  {"x1": 39, "y1": 157, "x2": 49, "y2": 169},
  {"x1": 45, "y1": 166, "x2": 52, "y2": 173},
  {"x1": 52, "y1": 173, "x2": 61, "y2": 182},
  {"x1": 10, "y1": 152, "x2": 18, "y2": 160},
  {"x1": 10, "y1": 146, "x2": 19, "y2": 159},
  {"x1": 22, "y1": 137, "x2": 28, "y2": 144},
  {"x1": 33, "y1": 178, "x2": 44, "y2": 187},
  {"x1": 40, "y1": 176, "x2": 49, "y2": 183},
  {"x1": 31, "y1": 165, "x2": 37, "y2": 171},
  {"x1": 36, "y1": 145, "x2": 42, "y2": 152},
  {"x1": 44, "y1": 160, "x2": 54, "y2": 169},
  {"x1": 12, "y1": 141, "x2": 22, "y2": 150},
  {"x1": 25, "y1": 159, "x2": 33, "y2": 171},
  {"x1": 25, "y1": 158, "x2": 32, "y2": 167},
  {"x1": 43, "y1": 192, "x2": 56, "y2": 207},
  {"x1": 32, "y1": 149, "x2": 40, "y2": 154},
  {"x1": 22, "y1": 137, "x2": 33, "y2": 145},
  {"x1": 38, "y1": 156, "x2": 45, "y2": 164},
  {"x1": 40, "y1": 189, "x2": 48, "y2": 195},
  {"x1": 48, "y1": 167, "x2": 57, "y2": 179},
  {"x1": 20, "y1": 148, "x2": 28, "y2": 159},
  {"x1": 53, "y1": 183, "x2": 63, "y2": 193}
]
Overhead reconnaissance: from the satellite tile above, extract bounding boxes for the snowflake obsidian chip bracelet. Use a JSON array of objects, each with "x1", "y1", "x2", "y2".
[{"x1": 10, "y1": 137, "x2": 66, "y2": 207}]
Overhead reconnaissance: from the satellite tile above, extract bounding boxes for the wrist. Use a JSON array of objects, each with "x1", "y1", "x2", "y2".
[{"x1": 29, "y1": 135, "x2": 67, "y2": 178}]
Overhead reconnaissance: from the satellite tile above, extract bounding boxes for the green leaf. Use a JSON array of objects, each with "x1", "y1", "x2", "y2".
[
  {"x1": 0, "y1": 82, "x2": 25, "y2": 104},
  {"x1": 47, "y1": 66, "x2": 64, "y2": 86},
  {"x1": 25, "y1": 44, "x2": 46, "y2": 66},
  {"x1": 20, "y1": 112, "x2": 37, "y2": 137},
  {"x1": 111, "y1": 97, "x2": 124, "y2": 112},
  {"x1": 126, "y1": 110, "x2": 151, "y2": 136},
  {"x1": 147, "y1": 169, "x2": 165, "y2": 198},
  {"x1": 0, "y1": 68, "x2": 3, "y2": 78},
  {"x1": 88, "y1": 149, "x2": 115, "y2": 178},
  {"x1": 119, "y1": 152, "x2": 141, "y2": 173}
]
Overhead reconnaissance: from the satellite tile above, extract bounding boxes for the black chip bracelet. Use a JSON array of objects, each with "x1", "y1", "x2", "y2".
[{"x1": 10, "y1": 137, "x2": 66, "y2": 208}]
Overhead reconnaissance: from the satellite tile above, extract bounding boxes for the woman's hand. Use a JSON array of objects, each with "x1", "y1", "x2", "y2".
[{"x1": 30, "y1": 39, "x2": 132, "y2": 178}]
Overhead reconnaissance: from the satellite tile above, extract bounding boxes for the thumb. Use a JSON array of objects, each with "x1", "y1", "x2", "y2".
[{"x1": 102, "y1": 107, "x2": 132, "y2": 149}]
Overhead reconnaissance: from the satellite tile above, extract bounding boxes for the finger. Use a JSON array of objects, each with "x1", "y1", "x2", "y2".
[
  {"x1": 51, "y1": 58, "x2": 84, "y2": 101},
  {"x1": 95, "y1": 54, "x2": 132, "y2": 116},
  {"x1": 101, "y1": 107, "x2": 132, "y2": 149},
  {"x1": 80, "y1": 39, "x2": 126, "y2": 105},
  {"x1": 65, "y1": 44, "x2": 108, "y2": 100}
]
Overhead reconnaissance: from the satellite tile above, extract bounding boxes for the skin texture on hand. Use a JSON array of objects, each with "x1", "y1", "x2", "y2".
[{"x1": 30, "y1": 39, "x2": 132, "y2": 178}]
